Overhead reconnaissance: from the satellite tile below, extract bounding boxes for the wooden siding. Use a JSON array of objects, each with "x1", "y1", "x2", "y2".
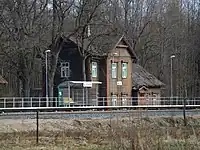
[
  {"x1": 53, "y1": 41, "x2": 101, "y2": 103},
  {"x1": 98, "y1": 59, "x2": 107, "y2": 105},
  {"x1": 53, "y1": 42, "x2": 83, "y2": 97},
  {"x1": 106, "y1": 44, "x2": 133, "y2": 105},
  {"x1": 88, "y1": 58, "x2": 100, "y2": 105},
  {"x1": 138, "y1": 88, "x2": 161, "y2": 105}
]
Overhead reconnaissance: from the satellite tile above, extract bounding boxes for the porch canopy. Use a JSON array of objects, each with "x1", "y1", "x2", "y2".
[
  {"x1": 58, "y1": 81, "x2": 102, "y2": 88},
  {"x1": 58, "y1": 81, "x2": 102, "y2": 106}
]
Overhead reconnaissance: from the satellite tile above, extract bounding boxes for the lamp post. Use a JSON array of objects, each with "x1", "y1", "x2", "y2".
[
  {"x1": 45, "y1": 49, "x2": 51, "y2": 107},
  {"x1": 170, "y1": 55, "x2": 175, "y2": 98}
]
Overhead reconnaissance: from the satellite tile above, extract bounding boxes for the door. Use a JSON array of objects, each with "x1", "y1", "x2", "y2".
[
  {"x1": 111, "y1": 95, "x2": 117, "y2": 106},
  {"x1": 139, "y1": 93, "x2": 146, "y2": 105},
  {"x1": 121, "y1": 95, "x2": 127, "y2": 106}
]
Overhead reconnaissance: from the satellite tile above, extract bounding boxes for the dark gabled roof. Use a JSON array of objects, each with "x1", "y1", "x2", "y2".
[
  {"x1": 89, "y1": 34, "x2": 123, "y2": 55},
  {"x1": 132, "y1": 63, "x2": 164, "y2": 89},
  {"x1": 0, "y1": 75, "x2": 7, "y2": 84},
  {"x1": 67, "y1": 34, "x2": 138, "y2": 59},
  {"x1": 88, "y1": 34, "x2": 138, "y2": 59}
]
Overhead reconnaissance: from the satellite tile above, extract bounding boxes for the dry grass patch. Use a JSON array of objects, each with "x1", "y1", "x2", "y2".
[{"x1": 0, "y1": 117, "x2": 200, "y2": 149}]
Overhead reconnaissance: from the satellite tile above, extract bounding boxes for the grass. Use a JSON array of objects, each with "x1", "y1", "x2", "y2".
[
  {"x1": 0, "y1": 116, "x2": 200, "y2": 149},
  {"x1": 0, "y1": 131, "x2": 110, "y2": 150}
]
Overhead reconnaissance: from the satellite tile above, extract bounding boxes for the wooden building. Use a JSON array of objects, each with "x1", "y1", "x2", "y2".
[
  {"x1": 43, "y1": 34, "x2": 164, "y2": 106},
  {"x1": 51, "y1": 37, "x2": 101, "y2": 106},
  {"x1": 132, "y1": 63, "x2": 164, "y2": 105},
  {"x1": 96, "y1": 35, "x2": 138, "y2": 106},
  {"x1": 92, "y1": 35, "x2": 164, "y2": 106}
]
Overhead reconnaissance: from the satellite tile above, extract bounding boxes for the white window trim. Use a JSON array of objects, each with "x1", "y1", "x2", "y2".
[
  {"x1": 122, "y1": 62, "x2": 128, "y2": 79},
  {"x1": 122, "y1": 95, "x2": 128, "y2": 106},
  {"x1": 91, "y1": 62, "x2": 98, "y2": 78},
  {"x1": 111, "y1": 62, "x2": 117, "y2": 79},
  {"x1": 61, "y1": 62, "x2": 70, "y2": 78},
  {"x1": 111, "y1": 95, "x2": 117, "y2": 106}
]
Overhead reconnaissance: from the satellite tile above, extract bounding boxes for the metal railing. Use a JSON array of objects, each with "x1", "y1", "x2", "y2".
[{"x1": 0, "y1": 97, "x2": 200, "y2": 110}]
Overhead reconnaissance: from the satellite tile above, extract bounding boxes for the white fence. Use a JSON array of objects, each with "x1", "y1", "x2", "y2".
[{"x1": 0, "y1": 97, "x2": 199, "y2": 109}]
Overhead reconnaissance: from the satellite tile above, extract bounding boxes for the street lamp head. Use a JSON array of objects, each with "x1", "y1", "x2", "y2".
[
  {"x1": 170, "y1": 55, "x2": 175, "y2": 58},
  {"x1": 45, "y1": 49, "x2": 51, "y2": 53}
]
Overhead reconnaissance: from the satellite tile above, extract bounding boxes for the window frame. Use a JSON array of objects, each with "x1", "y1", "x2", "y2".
[
  {"x1": 111, "y1": 94, "x2": 117, "y2": 106},
  {"x1": 91, "y1": 61, "x2": 98, "y2": 78},
  {"x1": 121, "y1": 94, "x2": 128, "y2": 106},
  {"x1": 111, "y1": 62, "x2": 117, "y2": 79},
  {"x1": 60, "y1": 62, "x2": 70, "y2": 78},
  {"x1": 121, "y1": 62, "x2": 128, "y2": 79},
  {"x1": 152, "y1": 93, "x2": 158, "y2": 105}
]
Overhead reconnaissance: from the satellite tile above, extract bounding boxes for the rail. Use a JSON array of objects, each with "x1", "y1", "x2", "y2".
[
  {"x1": 0, "y1": 97, "x2": 199, "y2": 111},
  {"x1": 1, "y1": 97, "x2": 195, "y2": 145}
]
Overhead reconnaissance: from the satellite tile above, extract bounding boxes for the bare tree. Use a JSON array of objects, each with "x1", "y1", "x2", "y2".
[
  {"x1": 74, "y1": 0, "x2": 109, "y2": 81},
  {"x1": 0, "y1": 0, "x2": 49, "y2": 97},
  {"x1": 47, "y1": 0, "x2": 111, "y2": 97},
  {"x1": 2, "y1": 0, "x2": 200, "y2": 98},
  {"x1": 48, "y1": 0, "x2": 76, "y2": 98}
]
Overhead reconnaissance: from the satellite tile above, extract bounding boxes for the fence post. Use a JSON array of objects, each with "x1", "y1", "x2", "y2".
[
  {"x1": 39, "y1": 97, "x2": 41, "y2": 107},
  {"x1": 13, "y1": 98, "x2": 15, "y2": 108},
  {"x1": 103, "y1": 97, "x2": 105, "y2": 106},
  {"x1": 4, "y1": 98, "x2": 6, "y2": 108},
  {"x1": 36, "y1": 110, "x2": 39, "y2": 144},
  {"x1": 22, "y1": 98, "x2": 24, "y2": 107},
  {"x1": 96, "y1": 97, "x2": 98, "y2": 106},
  {"x1": 55, "y1": 97, "x2": 57, "y2": 107},
  {"x1": 82, "y1": 88, "x2": 85, "y2": 106},
  {"x1": 183, "y1": 97, "x2": 187, "y2": 126},
  {"x1": 31, "y1": 97, "x2": 32, "y2": 107}
]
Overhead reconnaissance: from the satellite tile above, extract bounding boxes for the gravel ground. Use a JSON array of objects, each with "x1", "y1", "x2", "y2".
[{"x1": 1, "y1": 109, "x2": 200, "y2": 120}]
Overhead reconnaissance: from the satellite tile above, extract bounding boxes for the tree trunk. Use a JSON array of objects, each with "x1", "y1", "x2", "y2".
[
  {"x1": 48, "y1": 52, "x2": 59, "y2": 106},
  {"x1": 23, "y1": 81, "x2": 30, "y2": 97},
  {"x1": 49, "y1": 80, "x2": 54, "y2": 107},
  {"x1": 17, "y1": 78, "x2": 22, "y2": 97},
  {"x1": 21, "y1": 69, "x2": 31, "y2": 98},
  {"x1": 82, "y1": 57, "x2": 87, "y2": 106},
  {"x1": 22, "y1": 77, "x2": 30, "y2": 107},
  {"x1": 124, "y1": 0, "x2": 129, "y2": 34},
  {"x1": 82, "y1": 57, "x2": 86, "y2": 81}
]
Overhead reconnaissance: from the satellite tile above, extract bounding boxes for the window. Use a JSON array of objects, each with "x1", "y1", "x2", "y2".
[
  {"x1": 122, "y1": 62, "x2": 128, "y2": 78},
  {"x1": 152, "y1": 93, "x2": 158, "y2": 105},
  {"x1": 145, "y1": 93, "x2": 150, "y2": 105},
  {"x1": 122, "y1": 95, "x2": 127, "y2": 106},
  {"x1": 111, "y1": 95, "x2": 117, "y2": 106},
  {"x1": 111, "y1": 62, "x2": 117, "y2": 78},
  {"x1": 91, "y1": 62, "x2": 97, "y2": 77},
  {"x1": 60, "y1": 62, "x2": 70, "y2": 78}
]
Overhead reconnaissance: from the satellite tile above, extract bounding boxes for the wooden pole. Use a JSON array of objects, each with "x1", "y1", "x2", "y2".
[
  {"x1": 36, "y1": 110, "x2": 39, "y2": 144},
  {"x1": 183, "y1": 98, "x2": 187, "y2": 126}
]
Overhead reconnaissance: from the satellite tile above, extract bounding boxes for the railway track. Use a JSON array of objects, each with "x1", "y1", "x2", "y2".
[{"x1": 0, "y1": 109, "x2": 200, "y2": 119}]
